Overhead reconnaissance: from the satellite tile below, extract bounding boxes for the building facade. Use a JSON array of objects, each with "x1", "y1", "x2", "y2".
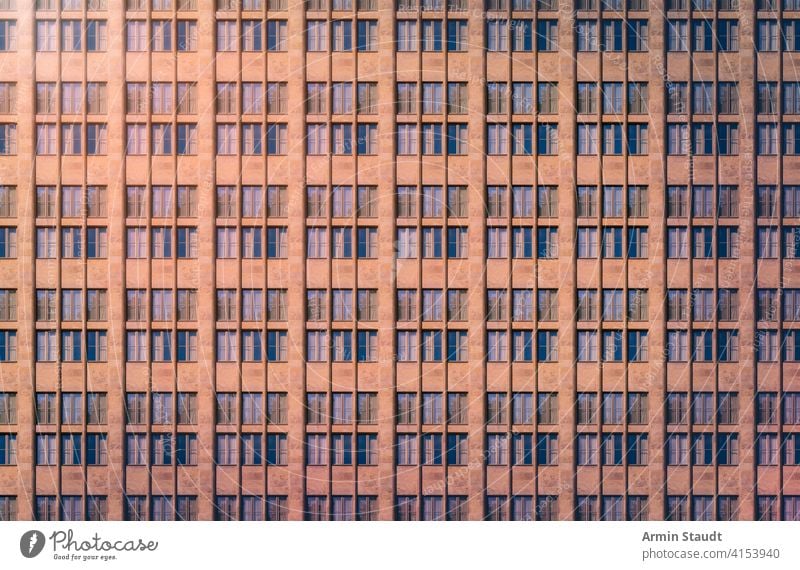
[{"x1": 0, "y1": 0, "x2": 798, "y2": 522}]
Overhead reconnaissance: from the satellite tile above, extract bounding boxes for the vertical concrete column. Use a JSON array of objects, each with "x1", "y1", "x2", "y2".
[
  {"x1": 285, "y1": 1, "x2": 309, "y2": 520},
  {"x1": 466, "y1": 0, "x2": 488, "y2": 520},
  {"x1": 12, "y1": 0, "x2": 36, "y2": 522},
  {"x1": 557, "y1": 0, "x2": 578, "y2": 519},
  {"x1": 195, "y1": 0, "x2": 218, "y2": 521},
  {"x1": 104, "y1": 0, "x2": 127, "y2": 521},
  {"x1": 737, "y1": 0, "x2": 757, "y2": 521},
  {"x1": 647, "y1": 0, "x2": 668, "y2": 520},
  {"x1": 376, "y1": 2, "x2": 398, "y2": 521}
]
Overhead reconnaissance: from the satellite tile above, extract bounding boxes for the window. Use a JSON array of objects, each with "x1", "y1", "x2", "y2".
[
  {"x1": 126, "y1": 124, "x2": 146, "y2": 155},
  {"x1": 717, "y1": 330, "x2": 739, "y2": 362},
  {"x1": 421, "y1": 123, "x2": 443, "y2": 155},
  {"x1": 537, "y1": 124, "x2": 558, "y2": 154},
  {"x1": 537, "y1": 20, "x2": 558, "y2": 51},
  {"x1": 36, "y1": 330, "x2": 55, "y2": 362},
  {"x1": 0, "y1": 20, "x2": 17, "y2": 51},
  {"x1": 124, "y1": 83, "x2": 148, "y2": 115},
  {"x1": 667, "y1": 330, "x2": 688, "y2": 361},
  {"x1": 396, "y1": 83, "x2": 417, "y2": 115},
  {"x1": 148, "y1": 20, "x2": 174, "y2": 52},
  {"x1": 487, "y1": 331, "x2": 507, "y2": 362},
  {"x1": 577, "y1": 434, "x2": 598, "y2": 465},
  {"x1": 577, "y1": 20, "x2": 597, "y2": 51},
  {"x1": 508, "y1": 19, "x2": 532, "y2": 51},
  {"x1": 357, "y1": 20, "x2": 378, "y2": 51},
  {"x1": 420, "y1": 434, "x2": 442, "y2": 466},
  {"x1": 578, "y1": 228, "x2": 597, "y2": 259},
  {"x1": 752, "y1": 84, "x2": 778, "y2": 122},
  {"x1": 663, "y1": 393, "x2": 688, "y2": 426},
  {"x1": 306, "y1": 20, "x2": 328, "y2": 51},
  {"x1": 306, "y1": 124, "x2": 328, "y2": 155},
  {"x1": 667, "y1": 227, "x2": 688, "y2": 258},
  {"x1": 538, "y1": 330, "x2": 558, "y2": 361},
  {"x1": 33, "y1": 124, "x2": 59, "y2": 157},
  {"x1": 332, "y1": 122, "x2": 358, "y2": 154},
  {"x1": 718, "y1": 226, "x2": 739, "y2": 258},
  {"x1": 307, "y1": 227, "x2": 328, "y2": 259},
  {"x1": 665, "y1": 434, "x2": 689, "y2": 467},
  {"x1": 667, "y1": 123, "x2": 688, "y2": 155},
  {"x1": 578, "y1": 331, "x2": 598, "y2": 361},
  {"x1": 629, "y1": 83, "x2": 648, "y2": 114},
  {"x1": 538, "y1": 83, "x2": 558, "y2": 114},
  {"x1": 487, "y1": 434, "x2": 508, "y2": 465},
  {"x1": 306, "y1": 185, "x2": 328, "y2": 218},
  {"x1": 238, "y1": 20, "x2": 263, "y2": 51},
  {"x1": 667, "y1": 289, "x2": 688, "y2": 321},
  {"x1": 214, "y1": 20, "x2": 236, "y2": 51},
  {"x1": 716, "y1": 19, "x2": 739, "y2": 52},
  {"x1": 487, "y1": 290, "x2": 506, "y2": 321},
  {"x1": 0, "y1": 433, "x2": 15, "y2": 465},
  {"x1": 577, "y1": 124, "x2": 597, "y2": 155},
  {"x1": 628, "y1": 331, "x2": 648, "y2": 362},
  {"x1": 628, "y1": 124, "x2": 648, "y2": 154},
  {"x1": 422, "y1": 83, "x2": 442, "y2": 114},
  {"x1": 0, "y1": 393, "x2": 14, "y2": 425},
  {"x1": 36, "y1": 20, "x2": 56, "y2": 52},
  {"x1": 175, "y1": 20, "x2": 197, "y2": 51},
  {"x1": 717, "y1": 392, "x2": 739, "y2": 425},
  {"x1": 718, "y1": 82, "x2": 738, "y2": 115},
  {"x1": 212, "y1": 83, "x2": 233, "y2": 115},
  {"x1": 715, "y1": 433, "x2": 739, "y2": 466},
  {"x1": 628, "y1": 289, "x2": 648, "y2": 321},
  {"x1": 486, "y1": 393, "x2": 507, "y2": 425},
  {"x1": 486, "y1": 19, "x2": 507, "y2": 51},
  {"x1": 330, "y1": 20, "x2": 352, "y2": 51}
]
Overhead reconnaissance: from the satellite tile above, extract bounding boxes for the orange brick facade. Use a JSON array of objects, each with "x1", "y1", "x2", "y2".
[{"x1": 0, "y1": 0, "x2": 798, "y2": 522}]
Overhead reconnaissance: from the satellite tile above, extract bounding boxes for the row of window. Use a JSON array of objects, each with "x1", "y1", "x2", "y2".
[
  {"x1": 3, "y1": 18, "x2": 798, "y2": 56},
  {"x1": 1, "y1": 492, "x2": 794, "y2": 522},
  {"x1": 2, "y1": 225, "x2": 444, "y2": 260},
  {"x1": 0, "y1": 495, "x2": 116, "y2": 522},
  {"x1": 2, "y1": 223, "x2": 800, "y2": 262},
  {"x1": 0, "y1": 184, "x2": 767, "y2": 222},
  {"x1": 664, "y1": 289, "x2": 739, "y2": 321},
  {"x1": 0, "y1": 78, "x2": 796, "y2": 124},
  {"x1": 1, "y1": 392, "x2": 109, "y2": 425},
  {"x1": 4, "y1": 430, "x2": 798, "y2": 469},
  {"x1": 660, "y1": 123, "x2": 743, "y2": 156},
  {"x1": 662, "y1": 432, "x2": 800, "y2": 466},
  {"x1": 7, "y1": 80, "x2": 800, "y2": 119},
  {"x1": 10, "y1": 0, "x2": 639, "y2": 13},
  {"x1": 9, "y1": 184, "x2": 800, "y2": 222},
  {"x1": 0, "y1": 121, "x2": 767, "y2": 157},
  {"x1": 12, "y1": 284, "x2": 800, "y2": 326},
  {"x1": 412, "y1": 494, "x2": 793, "y2": 522},
  {"x1": 30, "y1": 185, "x2": 265, "y2": 220},
  {"x1": 6, "y1": 390, "x2": 795, "y2": 427},
  {"x1": 1, "y1": 392, "x2": 284, "y2": 427},
  {"x1": 666, "y1": 185, "x2": 800, "y2": 217},
  {"x1": 22, "y1": 226, "x2": 197, "y2": 259},
  {"x1": 8, "y1": 325, "x2": 800, "y2": 363},
  {"x1": 494, "y1": 80, "x2": 800, "y2": 118},
  {"x1": 1, "y1": 433, "x2": 110, "y2": 466},
  {"x1": 8, "y1": 121, "x2": 800, "y2": 158},
  {"x1": 665, "y1": 225, "x2": 800, "y2": 260},
  {"x1": 3, "y1": 430, "x2": 798, "y2": 471},
  {"x1": 16, "y1": 0, "x2": 800, "y2": 15},
  {"x1": 0, "y1": 185, "x2": 774, "y2": 229}
]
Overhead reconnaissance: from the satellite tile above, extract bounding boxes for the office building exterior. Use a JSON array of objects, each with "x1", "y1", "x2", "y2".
[{"x1": 0, "y1": 0, "x2": 798, "y2": 521}]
